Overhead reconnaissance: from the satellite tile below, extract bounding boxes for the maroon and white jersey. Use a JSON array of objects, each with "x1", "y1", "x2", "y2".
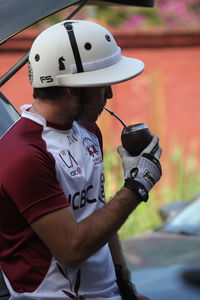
[{"x1": 0, "y1": 105, "x2": 120, "y2": 299}]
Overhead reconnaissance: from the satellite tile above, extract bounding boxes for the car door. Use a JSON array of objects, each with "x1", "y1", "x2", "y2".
[{"x1": 0, "y1": 92, "x2": 20, "y2": 137}]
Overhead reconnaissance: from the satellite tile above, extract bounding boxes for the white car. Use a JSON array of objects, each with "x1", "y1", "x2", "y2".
[{"x1": 123, "y1": 194, "x2": 200, "y2": 300}]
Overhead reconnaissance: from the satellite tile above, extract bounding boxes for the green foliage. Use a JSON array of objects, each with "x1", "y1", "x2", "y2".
[
  {"x1": 118, "y1": 192, "x2": 162, "y2": 240},
  {"x1": 95, "y1": 1, "x2": 200, "y2": 29},
  {"x1": 96, "y1": 7, "x2": 129, "y2": 27},
  {"x1": 103, "y1": 145, "x2": 200, "y2": 240},
  {"x1": 160, "y1": 145, "x2": 200, "y2": 203},
  {"x1": 103, "y1": 149, "x2": 123, "y2": 199},
  {"x1": 96, "y1": 6, "x2": 161, "y2": 28}
]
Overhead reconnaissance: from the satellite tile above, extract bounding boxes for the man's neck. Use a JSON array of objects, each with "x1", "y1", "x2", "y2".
[{"x1": 30, "y1": 98, "x2": 74, "y2": 129}]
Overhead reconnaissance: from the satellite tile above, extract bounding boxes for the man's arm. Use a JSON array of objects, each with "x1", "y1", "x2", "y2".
[
  {"x1": 109, "y1": 234, "x2": 150, "y2": 300},
  {"x1": 109, "y1": 234, "x2": 131, "y2": 281},
  {"x1": 31, "y1": 187, "x2": 139, "y2": 268}
]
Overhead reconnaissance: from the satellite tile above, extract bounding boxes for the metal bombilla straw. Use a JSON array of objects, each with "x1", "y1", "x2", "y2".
[{"x1": 104, "y1": 107, "x2": 127, "y2": 128}]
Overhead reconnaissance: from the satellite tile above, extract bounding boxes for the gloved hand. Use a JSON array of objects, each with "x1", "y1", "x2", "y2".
[{"x1": 117, "y1": 135, "x2": 162, "y2": 202}]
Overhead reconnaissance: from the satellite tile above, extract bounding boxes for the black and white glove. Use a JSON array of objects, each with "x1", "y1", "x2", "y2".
[{"x1": 117, "y1": 135, "x2": 162, "y2": 202}]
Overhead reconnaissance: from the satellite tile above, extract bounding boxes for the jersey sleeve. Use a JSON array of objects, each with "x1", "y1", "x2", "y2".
[{"x1": 1, "y1": 144, "x2": 70, "y2": 223}]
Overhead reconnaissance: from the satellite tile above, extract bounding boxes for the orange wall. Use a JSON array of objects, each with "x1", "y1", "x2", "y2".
[
  {"x1": 1, "y1": 37, "x2": 200, "y2": 164},
  {"x1": 98, "y1": 46, "x2": 200, "y2": 159}
]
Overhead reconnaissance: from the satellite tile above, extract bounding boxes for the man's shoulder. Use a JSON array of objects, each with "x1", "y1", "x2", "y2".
[
  {"x1": 0, "y1": 117, "x2": 52, "y2": 164},
  {"x1": 1, "y1": 116, "x2": 42, "y2": 138}
]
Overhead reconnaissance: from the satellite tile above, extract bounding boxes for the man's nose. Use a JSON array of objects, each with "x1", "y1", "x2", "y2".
[{"x1": 105, "y1": 86, "x2": 113, "y2": 99}]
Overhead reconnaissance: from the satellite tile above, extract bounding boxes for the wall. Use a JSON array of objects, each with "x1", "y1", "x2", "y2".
[{"x1": 1, "y1": 29, "x2": 200, "y2": 168}]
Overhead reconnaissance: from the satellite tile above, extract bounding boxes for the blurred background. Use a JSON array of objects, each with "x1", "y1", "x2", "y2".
[{"x1": 1, "y1": 0, "x2": 200, "y2": 239}]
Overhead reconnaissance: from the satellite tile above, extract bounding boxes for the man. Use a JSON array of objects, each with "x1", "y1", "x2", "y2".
[{"x1": 0, "y1": 20, "x2": 162, "y2": 299}]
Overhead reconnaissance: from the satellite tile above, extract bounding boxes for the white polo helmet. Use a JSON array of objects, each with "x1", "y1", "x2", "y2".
[{"x1": 28, "y1": 20, "x2": 144, "y2": 88}]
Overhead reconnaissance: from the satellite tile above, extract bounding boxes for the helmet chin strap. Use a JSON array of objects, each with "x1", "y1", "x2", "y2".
[{"x1": 75, "y1": 88, "x2": 85, "y2": 121}]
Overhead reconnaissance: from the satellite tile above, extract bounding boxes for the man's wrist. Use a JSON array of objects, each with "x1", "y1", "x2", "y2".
[{"x1": 124, "y1": 178, "x2": 149, "y2": 202}]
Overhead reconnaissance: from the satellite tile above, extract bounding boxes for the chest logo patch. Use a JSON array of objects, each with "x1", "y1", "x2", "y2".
[
  {"x1": 59, "y1": 150, "x2": 82, "y2": 176},
  {"x1": 83, "y1": 137, "x2": 102, "y2": 165}
]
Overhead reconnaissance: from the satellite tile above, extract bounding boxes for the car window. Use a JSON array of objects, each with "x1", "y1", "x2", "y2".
[
  {"x1": 163, "y1": 196, "x2": 200, "y2": 235},
  {"x1": 0, "y1": 93, "x2": 20, "y2": 137}
]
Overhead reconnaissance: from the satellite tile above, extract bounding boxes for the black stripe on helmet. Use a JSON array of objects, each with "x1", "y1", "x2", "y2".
[{"x1": 64, "y1": 22, "x2": 84, "y2": 73}]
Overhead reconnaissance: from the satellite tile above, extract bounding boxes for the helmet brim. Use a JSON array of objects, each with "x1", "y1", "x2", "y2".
[{"x1": 56, "y1": 56, "x2": 144, "y2": 87}]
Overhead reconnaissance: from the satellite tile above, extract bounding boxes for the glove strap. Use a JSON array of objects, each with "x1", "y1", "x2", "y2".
[{"x1": 124, "y1": 178, "x2": 149, "y2": 202}]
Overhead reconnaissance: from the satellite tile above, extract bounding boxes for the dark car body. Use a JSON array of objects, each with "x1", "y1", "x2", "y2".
[{"x1": 123, "y1": 194, "x2": 200, "y2": 300}]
